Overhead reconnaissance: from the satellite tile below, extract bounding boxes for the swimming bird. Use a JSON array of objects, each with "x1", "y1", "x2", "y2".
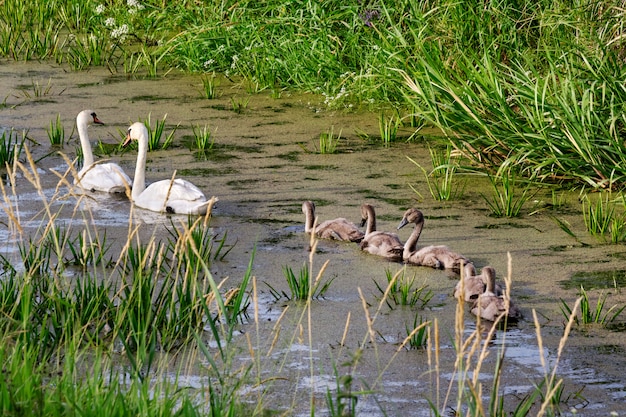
[
  {"x1": 454, "y1": 263, "x2": 486, "y2": 302},
  {"x1": 74, "y1": 110, "x2": 131, "y2": 193},
  {"x1": 358, "y1": 203, "x2": 404, "y2": 261},
  {"x1": 124, "y1": 122, "x2": 213, "y2": 215},
  {"x1": 302, "y1": 201, "x2": 364, "y2": 242},
  {"x1": 454, "y1": 264, "x2": 503, "y2": 302},
  {"x1": 470, "y1": 269, "x2": 522, "y2": 322},
  {"x1": 397, "y1": 207, "x2": 471, "y2": 272}
]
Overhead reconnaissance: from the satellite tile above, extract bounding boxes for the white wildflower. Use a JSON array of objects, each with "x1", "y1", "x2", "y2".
[
  {"x1": 127, "y1": 0, "x2": 143, "y2": 9},
  {"x1": 230, "y1": 55, "x2": 239, "y2": 69},
  {"x1": 111, "y1": 24, "x2": 129, "y2": 40},
  {"x1": 203, "y1": 59, "x2": 215, "y2": 68},
  {"x1": 95, "y1": 4, "x2": 105, "y2": 14},
  {"x1": 104, "y1": 17, "x2": 116, "y2": 27}
]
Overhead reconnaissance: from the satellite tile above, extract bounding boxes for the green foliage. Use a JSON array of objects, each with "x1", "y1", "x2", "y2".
[
  {"x1": 266, "y1": 262, "x2": 334, "y2": 301},
  {"x1": 560, "y1": 286, "x2": 626, "y2": 327},
  {"x1": 582, "y1": 193, "x2": 626, "y2": 243},
  {"x1": 191, "y1": 123, "x2": 215, "y2": 151},
  {"x1": 46, "y1": 113, "x2": 65, "y2": 146},
  {"x1": 378, "y1": 112, "x2": 399, "y2": 146},
  {"x1": 405, "y1": 314, "x2": 429, "y2": 349},
  {"x1": 0, "y1": 128, "x2": 25, "y2": 168},
  {"x1": 483, "y1": 170, "x2": 534, "y2": 218},
  {"x1": 408, "y1": 145, "x2": 465, "y2": 201},
  {"x1": 230, "y1": 96, "x2": 249, "y2": 114},
  {"x1": 140, "y1": 113, "x2": 178, "y2": 151},
  {"x1": 318, "y1": 126, "x2": 341, "y2": 154},
  {"x1": 374, "y1": 267, "x2": 433, "y2": 309},
  {"x1": 201, "y1": 73, "x2": 220, "y2": 99}
]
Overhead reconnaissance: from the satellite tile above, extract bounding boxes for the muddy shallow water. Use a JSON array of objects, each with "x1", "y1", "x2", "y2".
[{"x1": 2, "y1": 61, "x2": 626, "y2": 415}]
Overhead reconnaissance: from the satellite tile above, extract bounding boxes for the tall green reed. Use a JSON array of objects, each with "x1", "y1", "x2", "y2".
[
  {"x1": 46, "y1": 114, "x2": 65, "y2": 146},
  {"x1": 560, "y1": 286, "x2": 625, "y2": 327},
  {"x1": 0, "y1": 128, "x2": 26, "y2": 168},
  {"x1": 407, "y1": 145, "x2": 465, "y2": 201},
  {"x1": 483, "y1": 170, "x2": 534, "y2": 217},
  {"x1": 140, "y1": 113, "x2": 178, "y2": 151},
  {"x1": 318, "y1": 126, "x2": 341, "y2": 154}
]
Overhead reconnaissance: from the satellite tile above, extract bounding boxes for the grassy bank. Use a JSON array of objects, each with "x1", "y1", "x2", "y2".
[{"x1": 3, "y1": 0, "x2": 626, "y2": 188}]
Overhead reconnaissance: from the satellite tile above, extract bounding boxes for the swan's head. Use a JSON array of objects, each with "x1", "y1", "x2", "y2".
[
  {"x1": 77, "y1": 109, "x2": 104, "y2": 126},
  {"x1": 397, "y1": 207, "x2": 424, "y2": 230},
  {"x1": 123, "y1": 122, "x2": 148, "y2": 147},
  {"x1": 481, "y1": 266, "x2": 496, "y2": 282},
  {"x1": 302, "y1": 200, "x2": 315, "y2": 215},
  {"x1": 360, "y1": 203, "x2": 374, "y2": 227},
  {"x1": 463, "y1": 262, "x2": 476, "y2": 278}
]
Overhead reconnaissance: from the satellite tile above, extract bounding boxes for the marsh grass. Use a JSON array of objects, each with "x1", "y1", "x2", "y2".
[
  {"x1": 191, "y1": 123, "x2": 215, "y2": 151},
  {"x1": 19, "y1": 78, "x2": 54, "y2": 99},
  {"x1": 201, "y1": 73, "x2": 220, "y2": 99},
  {"x1": 425, "y1": 253, "x2": 579, "y2": 416},
  {"x1": 266, "y1": 262, "x2": 334, "y2": 301},
  {"x1": 318, "y1": 126, "x2": 341, "y2": 154},
  {"x1": 0, "y1": 128, "x2": 25, "y2": 168},
  {"x1": 405, "y1": 314, "x2": 429, "y2": 349},
  {"x1": 46, "y1": 113, "x2": 65, "y2": 146},
  {"x1": 378, "y1": 112, "x2": 399, "y2": 146},
  {"x1": 230, "y1": 96, "x2": 249, "y2": 114},
  {"x1": 408, "y1": 145, "x2": 465, "y2": 201},
  {"x1": 141, "y1": 113, "x2": 178, "y2": 151},
  {"x1": 483, "y1": 170, "x2": 535, "y2": 217},
  {"x1": 374, "y1": 267, "x2": 433, "y2": 308},
  {"x1": 581, "y1": 193, "x2": 626, "y2": 243},
  {"x1": 560, "y1": 286, "x2": 626, "y2": 327}
]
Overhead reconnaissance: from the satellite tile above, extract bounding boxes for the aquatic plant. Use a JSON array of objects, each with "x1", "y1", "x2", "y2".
[
  {"x1": 581, "y1": 193, "x2": 626, "y2": 243},
  {"x1": 407, "y1": 145, "x2": 465, "y2": 201},
  {"x1": 201, "y1": 73, "x2": 220, "y2": 99},
  {"x1": 325, "y1": 361, "x2": 360, "y2": 417},
  {"x1": 374, "y1": 267, "x2": 433, "y2": 309},
  {"x1": 140, "y1": 113, "x2": 178, "y2": 151},
  {"x1": 17, "y1": 78, "x2": 54, "y2": 99},
  {"x1": 0, "y1": 128, "x2": 25, "y2": 168},
  {"x1": 267, "y1": 262, "x2": 334, "y2": 301},
  {"x1": 191, "y1": 123, "x2": 215, "y2": 151},
  {"x1": 46, "y1": 113, "x2": 65, "y2": 146},
  {"x1": 318, "y1": 126, "x2": 341, "y2": 154},
  {"x1": 405, "y1": 313, "x2": 429, "y2": 349},
  {"x1": 230, "y1": 96, "x2": 249, "y2": 114},
  {"x1": 378, "y1": 112, "x2": 399, "y2": 146},
  {"x1": 483, "y1": 169, "x2": 534, "y2": 218},
  {"x1": 560, "y1": 286, "x2": 626, "y2": 327}
]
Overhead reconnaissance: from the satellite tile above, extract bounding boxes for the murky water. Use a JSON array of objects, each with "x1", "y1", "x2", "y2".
[{"x1": 2, "y1": 61, "x2": 626, "y2": 415}]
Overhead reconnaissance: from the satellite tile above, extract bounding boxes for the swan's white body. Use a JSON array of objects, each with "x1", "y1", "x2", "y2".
[
  {"x1": 74, "y1": 110, "x2": 131, "y2": 193},
  {"x1": 124, "y1": 122, "x2": 212, "y2": 215}
]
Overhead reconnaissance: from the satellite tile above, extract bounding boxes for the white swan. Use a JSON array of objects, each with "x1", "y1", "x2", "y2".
[
  {"x1": 124, "y1": 122, "x2": 214, "y2": 215},
  {"x1": 74, "y1": 110, "x2": 131, "y2": 193}
]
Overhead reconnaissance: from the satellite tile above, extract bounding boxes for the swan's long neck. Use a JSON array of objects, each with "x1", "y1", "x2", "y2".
[
  {"x1": 78, "y1": 118, "x2": 94, "y2": 167},
  {"x1": 131, "y1": 130, "x2": 148, "y2": 200},
  {"x1": 403, "y1": 219, "x2": 424, "y2": 258},
  {"x1": 364, "y1": 206, "x2": 376, "y2": 235},
  {"x1": 303, "y1": 203, "x2": 315, "y2": 233}
]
